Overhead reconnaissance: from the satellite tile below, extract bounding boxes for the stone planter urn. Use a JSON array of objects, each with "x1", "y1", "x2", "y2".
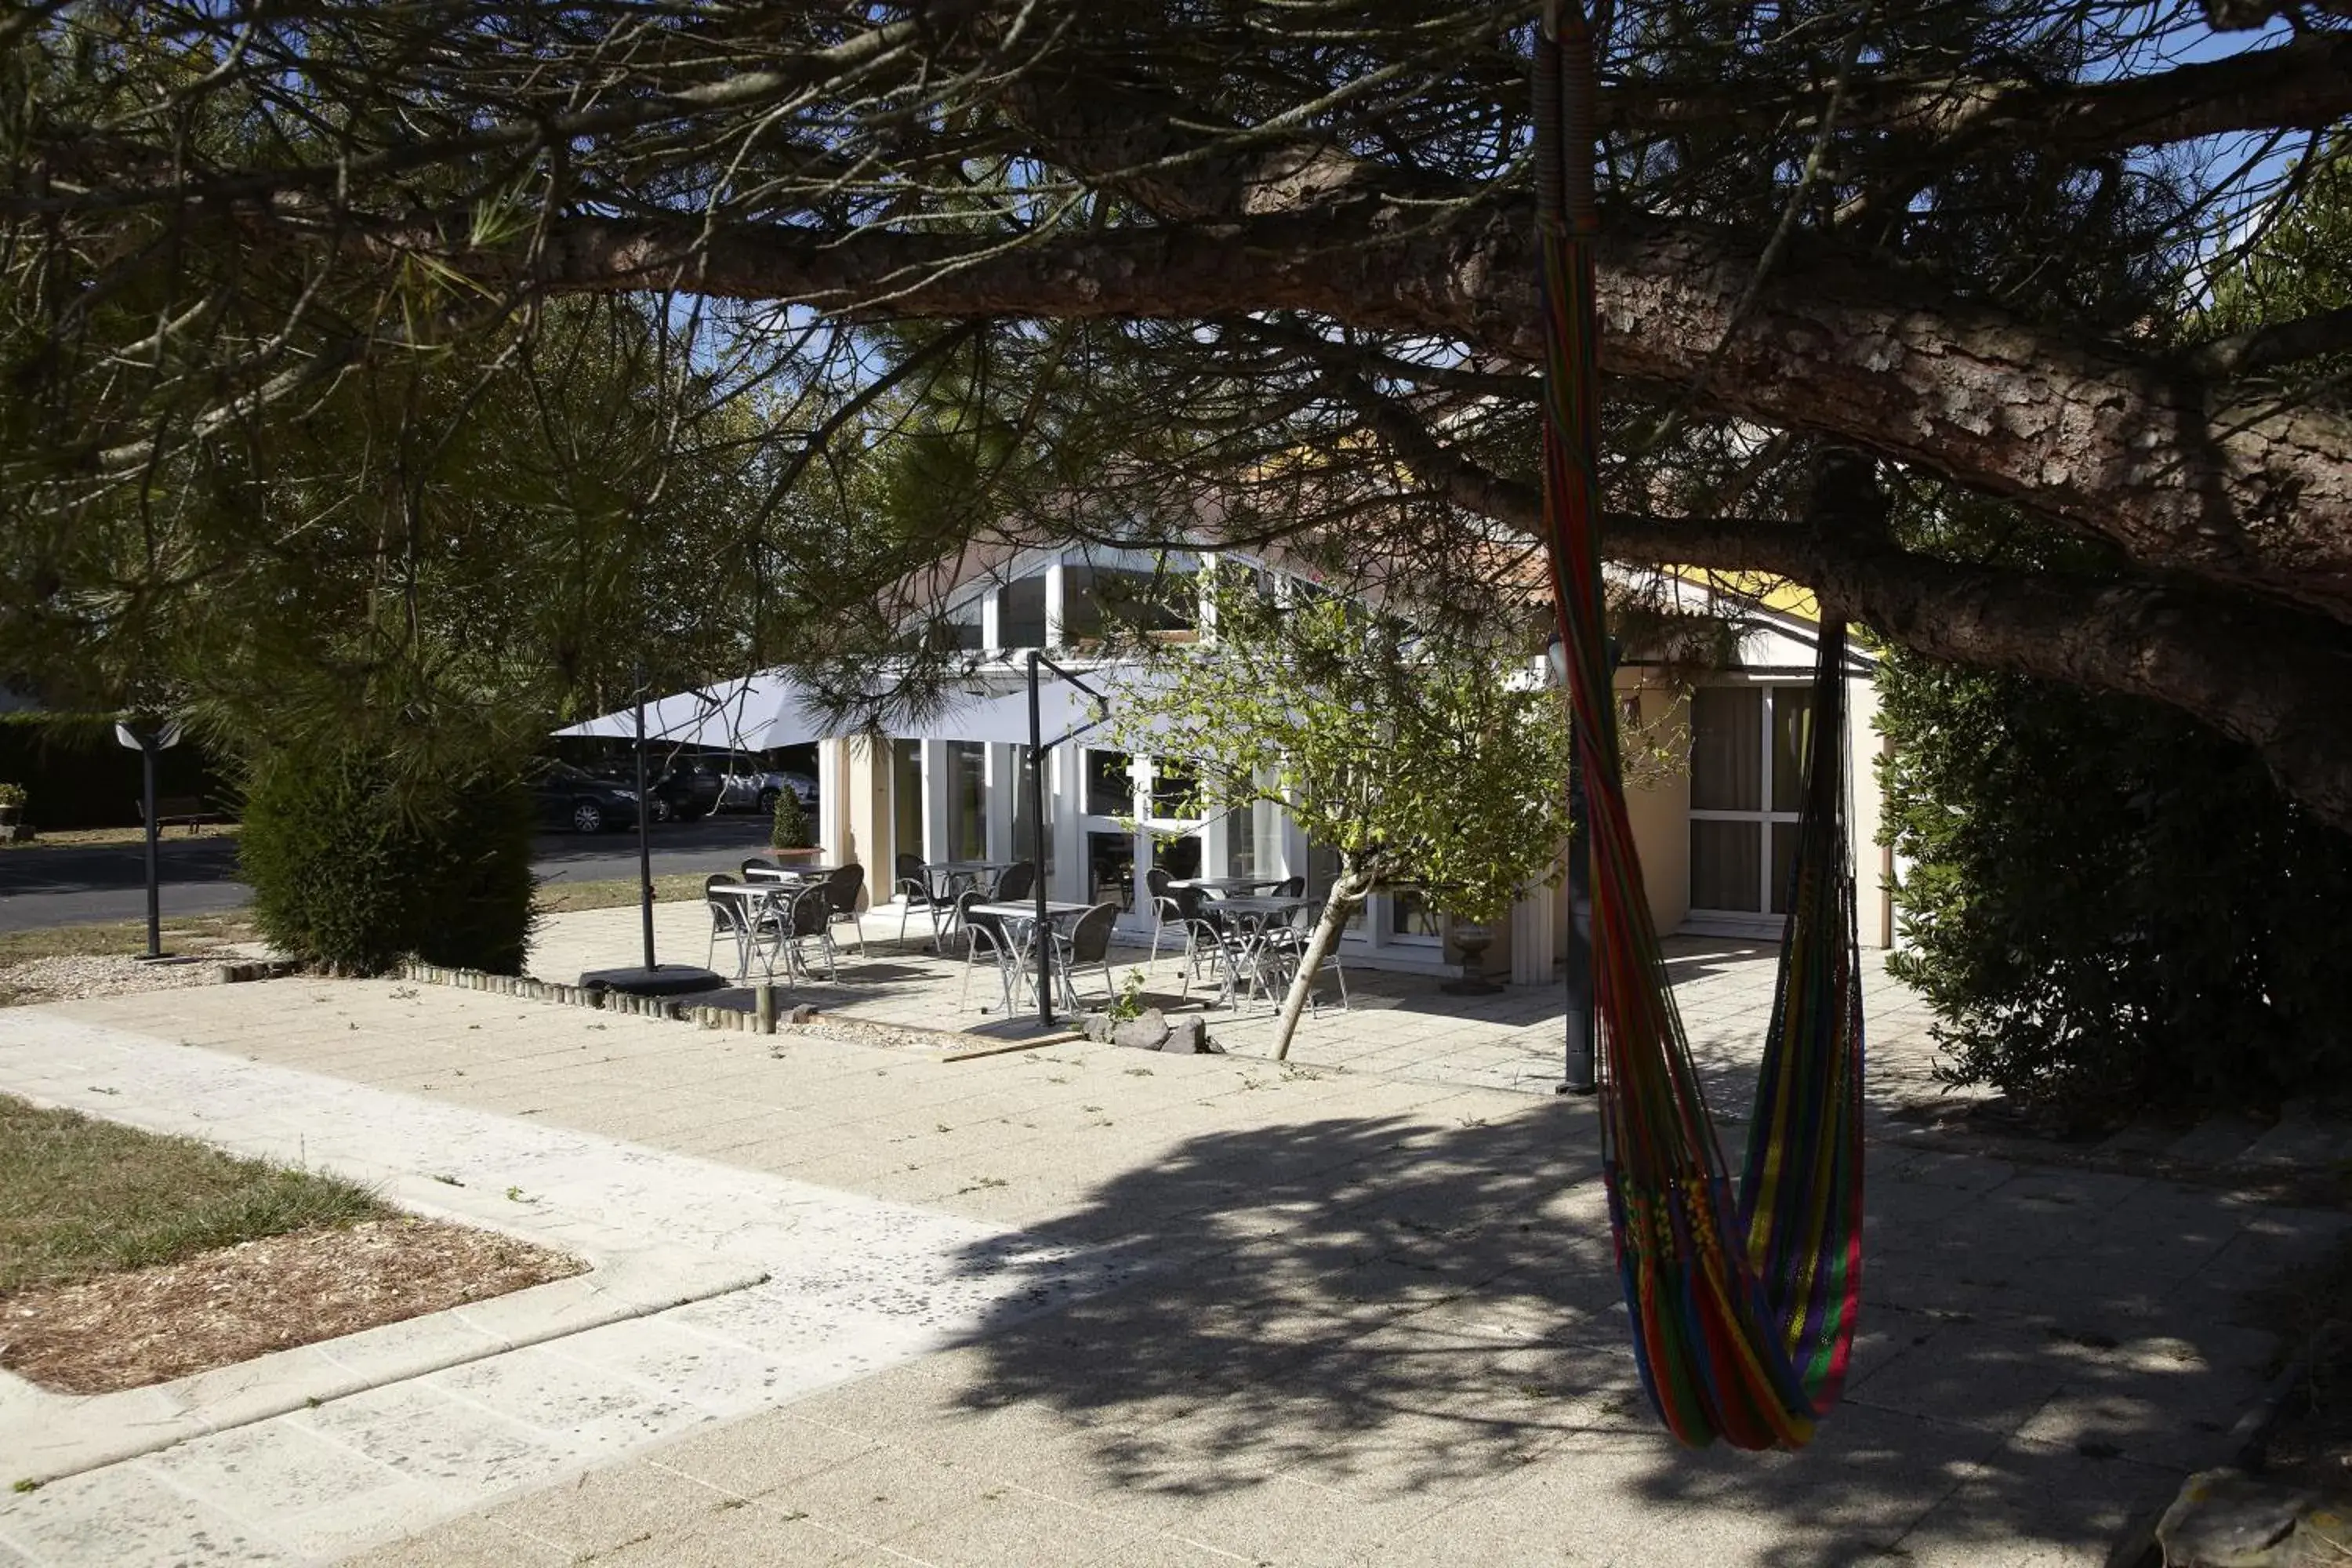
[{"x1": 1441, "y1": 919, "x2": 1504, "y2": 996}]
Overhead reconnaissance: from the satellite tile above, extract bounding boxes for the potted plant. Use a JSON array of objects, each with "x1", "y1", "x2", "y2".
[
  {"x1": 0, "y1": 782, "x2": 26, "y2": 840},
  {"x1": 766, "y1": 787, "x2": 820, "y2": 863}
]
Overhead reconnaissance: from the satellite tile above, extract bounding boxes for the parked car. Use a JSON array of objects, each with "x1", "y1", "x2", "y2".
[
  {"x1": 530, "y1": 762, "x2": 641, "y2": 834},
  {"x1": 645, "y1": 750, "x2": 817, "y2": 815},
  {"x1": 645, "y1": 758, "x2": 726, "y2": 824},
  {"x1": 717, "y1": 766, "x2": 817, "y2": 816}
]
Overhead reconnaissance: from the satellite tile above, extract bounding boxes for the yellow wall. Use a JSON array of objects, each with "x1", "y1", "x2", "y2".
[
  {"x1": 1619, "y1": 672, "x2": 1693, "y2": 939},
  {"x1": 822, "y1": 736, "x2": 891, "y2": 912}
]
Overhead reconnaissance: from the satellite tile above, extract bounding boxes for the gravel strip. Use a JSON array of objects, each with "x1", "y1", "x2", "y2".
[
  {"x1": 0, "y1": 955, "x2": 226, "y2": 1007},
  {"x1": 783, "y1": 1015, "x2": 970, "y2": 1054}
]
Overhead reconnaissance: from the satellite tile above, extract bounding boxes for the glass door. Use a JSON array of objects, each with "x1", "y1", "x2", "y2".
[
  {"x1": 1142, "y1": 757, "x2": 1206, "y2": 909},
  {"x1": 1081, "y1": 748, "x2": 1138, "y2": 912},
  {"x1": 890, "y1": 739, "x2": 924, "y2": 868},
  {"x1": 1079, "y1": 749, "x2": 1214, "y2": 922}
]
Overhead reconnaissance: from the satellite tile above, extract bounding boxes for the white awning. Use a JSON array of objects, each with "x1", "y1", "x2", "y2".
[
  {"x1": 553, "y1": 666, "x2": 1167, "y2": 753},
  {"x1": 551, "y1": 672, "x2": 836, "y2": 751}
]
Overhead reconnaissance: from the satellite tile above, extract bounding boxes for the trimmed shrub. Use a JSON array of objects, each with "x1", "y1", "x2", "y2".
[
  {"x1": 770, "y1": 785, "x2": 812, "y2": 850},
  {"x1": 240, "y1": 746, "x2": 539, "y2": 975},
  {"x1": 1879, "y1": 652, "x2": 2352, "y2": 1121}
]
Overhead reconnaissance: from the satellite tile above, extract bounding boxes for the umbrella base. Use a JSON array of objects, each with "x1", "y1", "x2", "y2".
[{"x1": 579, "y1": 965, "x2": 728, "y2": 998}]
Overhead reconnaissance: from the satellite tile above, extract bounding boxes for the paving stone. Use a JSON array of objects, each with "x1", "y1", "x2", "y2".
[
  {"x1": 2163, "y1": 1115, "x2": 2278, "y2": 1169},
  {"x1": 0, "y1": 1461, "x2": 303, "y2": 1566},
  {"x1": 594, "y1": 1497, "x2": 879, "y2": 1566},
  {"x1": 475, "y1": 1457, "x2": 738, "y2": 1558},
  {"x1": 649, "y1": 1412, "x2": 884, "y2": 1498},
  {"x1": 343, "y1": 1516, "x2": 572, "y2": 1567},
  {"x1": 884, "y1": 1487, "x2": 1149, "y2": 1567}
]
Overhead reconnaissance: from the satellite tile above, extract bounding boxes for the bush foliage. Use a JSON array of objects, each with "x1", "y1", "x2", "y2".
[
  {"x1": 1879, "y1": 652, "x2": 2352, "y2": 1120},
  {"x1": 240, "y1": 746, "x2": 539, "y2": 975}
]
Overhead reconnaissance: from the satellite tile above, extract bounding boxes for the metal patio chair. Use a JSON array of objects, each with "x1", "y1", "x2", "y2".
[
  {"x1": 819, "y1": 862, "x2": 866, "y2": 958},
  {"x1": 953, "y1": 888, "x2": 1021, "y2": 1014},
  {"x1": 1051, "y1": 901, "x2": 1121, "y2": 1014},
  {"x1": 895, "y1": 853, "x2": 942, "y2": 946}
]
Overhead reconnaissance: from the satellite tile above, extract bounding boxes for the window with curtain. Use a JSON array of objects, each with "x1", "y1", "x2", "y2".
[
  {"x1": 1688, "y1": 682, "x2": 1813, "y2": 917},
  {"x1": 1690, "y1": 687, "x2": 1762, "y2": 811}
]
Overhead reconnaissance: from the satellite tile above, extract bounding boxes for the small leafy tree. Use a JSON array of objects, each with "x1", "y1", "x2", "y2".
[
  {"x1": 1112, "y1": 579, "x2": 1571, "y2": 1059},
  {"x1": 770, "y1": 785, "x2": 813, "y2": 850}
]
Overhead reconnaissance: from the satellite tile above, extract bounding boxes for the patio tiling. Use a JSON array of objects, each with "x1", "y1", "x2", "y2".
[{"x1": 525, "y1": 899, "x2": 1958, "y2": 1121}]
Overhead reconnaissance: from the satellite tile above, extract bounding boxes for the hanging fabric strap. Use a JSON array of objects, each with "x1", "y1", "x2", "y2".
[{"x1": 1534, "y1": 1, "x2": 1868, "y2": 1451}]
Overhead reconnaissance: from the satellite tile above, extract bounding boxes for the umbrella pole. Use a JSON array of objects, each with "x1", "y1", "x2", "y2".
[
  {"x1": 1030, "y1": 651, "x2": 1053, "y2": 1029},
  {"x1": 635, "y1": 666, "x2": 655, "y2": 972}
]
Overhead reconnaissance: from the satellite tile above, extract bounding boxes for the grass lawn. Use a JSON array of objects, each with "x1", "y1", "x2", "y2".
[
  {"x1": 0, "y1": 875, "x2": 697, "y2": 979},
  {"x1": 0, "y1": 913, "x2": 257, "y2": 969},
  {"x1": 0, "y1": 822, "x2": 239, "y2": 851},
  {"x1": 0, "y1": 1092, "x2": 387, "y2": 1294},
  {"x1": 532, "y1": 872, "x2": 710, "y2": 915}
]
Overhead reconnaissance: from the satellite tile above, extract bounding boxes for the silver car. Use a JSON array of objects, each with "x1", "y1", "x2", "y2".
[{"x1": 715, "y1": 767, "x2": 818, "y2": 815}]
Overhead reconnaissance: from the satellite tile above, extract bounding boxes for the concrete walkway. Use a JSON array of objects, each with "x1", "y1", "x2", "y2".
[
  {"x1": 1, "y1": 978, "x2": 2341, "y2": 1566},
  {"x1": 0, "y1": 1014, "x2": 1142, "y2": 1563}
]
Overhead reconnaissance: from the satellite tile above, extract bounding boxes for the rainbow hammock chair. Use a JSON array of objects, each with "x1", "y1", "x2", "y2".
[{"x1": 1532, "y1": 5, "x2": 1868, "y2": 1452}]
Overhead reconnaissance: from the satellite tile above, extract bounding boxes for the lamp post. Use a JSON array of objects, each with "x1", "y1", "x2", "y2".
[
  {"x1": 634, "y1": 665, "x2": 656, "y2": 973},
  {"x1": 114, "y1": 718, "x2": 183, "y2": 963}
]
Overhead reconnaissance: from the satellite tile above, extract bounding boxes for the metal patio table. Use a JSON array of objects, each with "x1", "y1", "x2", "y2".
[{"x1": 967, "y1": 898, "x2": 1094, "y2": 1013}]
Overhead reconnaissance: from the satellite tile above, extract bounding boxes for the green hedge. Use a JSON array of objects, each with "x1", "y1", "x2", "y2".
[
  {"x1": 0, "y1": 715, "x2": 230, "y2": 830},
  {"x1": 239, "y1": 747, "x2": 538, "y2": 976},
  {"x1": 1879, "y1": 652, "x2": 2352, "y2": 1121}
]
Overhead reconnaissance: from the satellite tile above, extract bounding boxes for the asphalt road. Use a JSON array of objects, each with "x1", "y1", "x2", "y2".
[{"x1": 0, "y1": 815, "x2": 781, "y2": 933}]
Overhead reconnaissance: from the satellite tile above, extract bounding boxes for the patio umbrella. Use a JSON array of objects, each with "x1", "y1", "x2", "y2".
[
  {"x1": 554, "y1": 666, "x2": 1171, "y2": 752},
  {"x1": 554, "y1": 671, "x2": 834, "y2": 752}
]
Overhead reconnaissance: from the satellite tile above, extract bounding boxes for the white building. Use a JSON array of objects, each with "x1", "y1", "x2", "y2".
[{"x1": 808, "y1": 543, "x2": 1893, "y2": 982}]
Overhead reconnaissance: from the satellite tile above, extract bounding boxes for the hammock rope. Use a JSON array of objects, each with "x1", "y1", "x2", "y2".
[{"x1": 1534, "y1": 2, "x2": 1868, "y2": 1452}]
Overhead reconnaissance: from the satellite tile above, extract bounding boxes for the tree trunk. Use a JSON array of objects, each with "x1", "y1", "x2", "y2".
[{"x1": 1271, "y1": 867, "x2": 1373, "y2": 1062}]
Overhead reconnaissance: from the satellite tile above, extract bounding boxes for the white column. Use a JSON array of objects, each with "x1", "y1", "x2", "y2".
[
  {"x1": 1280, "y1": 791, "x2": 1308, "y2": 885},
  {"x1": 921, "y1": 739, "x2": 949, "y2": 865},
  {"x1": 1510, "y1": 880, "x2": 1558, "y2": 985},
  {"x1": 980, "y1": 586, "x2": 1002, "y2": 653},
  {"x1": 816, "y1": 738, "x2": 847, "y2": 866},
  {"x1": 1849, "y1": 670, "x2": 1894, "y2": 949},
  {"x1": 1043, "y1": 559, "x2": 1067, "y2": 648},
  {"x1": 1201, "y1": 800, "x2": 1229, "y2": 880},
  {"x1": 985, "y1": 742, "x2": 1016, "y2": 861},
  {"x1": 1052, "y1": 746, "x2": 1084, "y2": 901}
]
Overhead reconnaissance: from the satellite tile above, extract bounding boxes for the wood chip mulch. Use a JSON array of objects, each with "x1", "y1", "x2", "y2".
[{"x1": 0, "y1": 1216, "x2": 584, "y2": 1395}]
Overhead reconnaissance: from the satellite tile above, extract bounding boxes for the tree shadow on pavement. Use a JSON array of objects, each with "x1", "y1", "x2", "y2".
[{"x1": 939, "y1": 1098, "x2": 2339, "y2": 1566}]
